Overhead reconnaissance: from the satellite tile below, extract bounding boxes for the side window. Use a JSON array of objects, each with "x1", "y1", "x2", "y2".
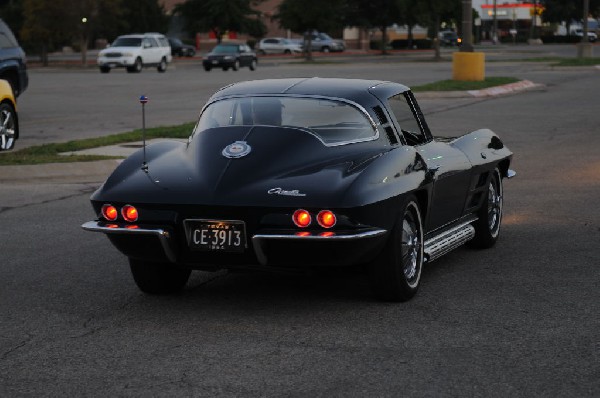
[{"x1": 386, "y1": 93, "x2": 429, "y2": 146}]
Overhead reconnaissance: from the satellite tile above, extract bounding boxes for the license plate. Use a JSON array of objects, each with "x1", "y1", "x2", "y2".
[
  {"x1": 184, "y1": 219, "x2": 247, "y2": 252},
  {"x1": 212, "y1": 60, "x2": 218, "y2": 64}
]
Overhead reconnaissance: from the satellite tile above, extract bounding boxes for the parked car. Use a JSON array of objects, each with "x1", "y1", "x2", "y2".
[
  {"x1": 573, "y1": 28, "x2": 598, "y2": 42},
  {"x1": 82, "y1": 77, "x2": 515, "y2": 302},
  {"x1": 97, "y1": 33, "x2": 172, "y2": 73},
  {"x1": 303, "y1": 32, "x2": 345, "y2": 52},
  {"x1": 168, "y1": 38, "x2": 196, "y2": 57},
  {"x1": 0, "y1": 18, "x2": 28, "y2": 97},
  {"x1": 202, "y1": 43, "x2": 257, "y2": 71},
  {"x1": 439, "y1": 30, "x2": 462, "y2": 46},
  {"x1": 0, "y1": 79, "x2": 18, "y2": 150},
  {"x1": 256, "y1": 37, "x2": 302, "y2": 55}
]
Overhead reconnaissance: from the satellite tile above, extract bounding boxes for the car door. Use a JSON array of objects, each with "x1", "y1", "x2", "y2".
[
  {"x1": 385, "y1": 91, "x2": 472, "y2": 231},
  {"x1": 144, "y1": 37, "x2": 161, "y2": 64}
]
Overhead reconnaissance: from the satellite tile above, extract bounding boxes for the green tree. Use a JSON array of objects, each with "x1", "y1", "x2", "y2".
[
  {"x1": 175, "y1": 0, "x2": 266, "y2": 45},
  {"x1": 0, "y1": 0, "x2": 24, "y2": 41},
  {"x1": 73, "y1": 0, "x2": 123, "y2": 66},
  {"x1": 20, "y1": 0, "x2": 74, "y2": 65},
  {"x1": 275, "y1": 0, "x2": 348, "y2": 60},
  {"x1": 421, "y1": 0, "x2": 461, "y2": 59},
  {"x1": 541, "y1": 0, "x2": 600, "y2": 37},
  {"x1": 345, "y1": 0, "x2": 404, "y2": 55},
  {"x1": 120, "y1": 0, "x2": 169, "y2": 34}
]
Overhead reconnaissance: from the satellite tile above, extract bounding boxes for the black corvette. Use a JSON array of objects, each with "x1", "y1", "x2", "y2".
[{"x1": 82, "y1": 78, "x2": 515, "y2": 302}]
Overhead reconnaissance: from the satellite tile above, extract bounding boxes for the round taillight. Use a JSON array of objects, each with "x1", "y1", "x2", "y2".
[
  {"x1": 317, "y1": 210, "x2": 336, "y2": 228},
  {"x1": 101, "y1": 204, "x2": 118, "y2": 221},
  {"x1": 121, "y1": 205, "x2": 138, "y2": 222},
  {"x1": 292, "y1": 209, "x2": 311, "y2": 228}
]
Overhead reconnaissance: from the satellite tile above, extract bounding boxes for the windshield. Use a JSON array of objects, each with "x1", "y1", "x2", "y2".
[
  {"x1": 111, "y1": 37, "x2": 142, "y2": 47},
  {"x1": 195, "y1": 96, "x2": 377, "y2": 146}
]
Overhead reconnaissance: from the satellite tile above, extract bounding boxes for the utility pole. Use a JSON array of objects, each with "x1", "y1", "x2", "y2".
[
  {"x1": 578, "y1": 0, "x2": 593, "y2": 58},
  {"x1": 461, "y1": 0, "x2": 474, "y2": 52},
  {"x1": 492, "y1": 0, "x2": 498, "y2": 44},
  {"x1": 583, "y1": 0, "x2": 590, "y2": 42}
]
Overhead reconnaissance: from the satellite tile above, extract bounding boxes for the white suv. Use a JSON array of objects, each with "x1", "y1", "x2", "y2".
[{"x1": 98, "y1": 33, "x2": 172, "y2": 73}]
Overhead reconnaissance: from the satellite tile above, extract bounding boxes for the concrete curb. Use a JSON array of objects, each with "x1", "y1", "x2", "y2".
[{"x1": 415, "y1": 80, "x2": 544, "y2": 99}]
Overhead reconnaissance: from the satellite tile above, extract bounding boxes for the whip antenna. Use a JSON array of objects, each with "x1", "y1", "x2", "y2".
[{"x1": 139, "y1": 95, "x2": 149, "y2": 172}]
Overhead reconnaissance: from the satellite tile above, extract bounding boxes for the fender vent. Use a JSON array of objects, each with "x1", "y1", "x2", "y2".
[
  {"x1": 385, "y1": 126, "x2": 398, "y2": 145},
  {"x1": 373, "y1": 106, "x2": 388, "y2": 124}
]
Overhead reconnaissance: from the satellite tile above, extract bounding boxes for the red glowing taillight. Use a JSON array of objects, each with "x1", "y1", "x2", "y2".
[
  {"x1": 101, "y1": 204, "x2": 118, "y2": 221},
  {"x1": 317, "y1": 210, "x2": 336, "y2": 228},
  {"x1": 292, "y1": 209, "x2": 311, "y2": 228},
  {"x1": 121, "y1": 205, "x2": 138, "y2": 222}
]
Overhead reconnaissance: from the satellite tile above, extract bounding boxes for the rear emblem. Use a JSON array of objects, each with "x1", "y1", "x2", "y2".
[{"x1": 222, "y1": 141, "x2": 251, "y2": 158}]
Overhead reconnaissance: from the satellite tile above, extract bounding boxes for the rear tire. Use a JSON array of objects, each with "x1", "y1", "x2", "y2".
[
  {"x1": 99, "y1": 66, "x2": 110, "y2": 73},
  {"x1": 129, "y1": 258, "x2": 191, "y2": 294},
  {"x1": 369, "y1": 196, "x2": 424, "y2": 302},
  {"x1": 157, "y1": 57, "x2": 167, "y2": 72},
  {"x1": 249, "y1": 59, "x2": 257, "y2": 71},
  {"x1": 204, "y1": 65, "x2": 212, "y2": 71},
  {"x1": 232, "y1": 60, "x2": 240, "y2": 71},
  {"x1": 469, "y1": 168, "x2": 503, "y2": 249}
]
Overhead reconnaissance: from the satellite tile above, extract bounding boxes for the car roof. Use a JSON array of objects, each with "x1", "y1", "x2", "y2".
[{"x1": 211, "y1": 78, "x2": 410, "y2": 105}]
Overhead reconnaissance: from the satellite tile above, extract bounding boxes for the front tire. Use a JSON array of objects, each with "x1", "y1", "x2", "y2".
[
  {"x1": 127, "y1": 57, "x2": 142, "y2": 73},
  {"x1": 99, "y1": 66, "x2": 111, "y2": 73},
  {"x1": 249, "y1": 59, "x2": 257, "y2": 71},
  {"x1": 0, "y1": 102, "x2": 17, "y2": 151},
  {"x1": 369, "y1": 196, "x2": 424, "y2": 302},
  {"x1": 129, "y1": 258, "x2": 191, "y2": 294},
  {"x1": 232, "y1": 60, "x2": 240, "y2": 71},
  {"x1": 469, "y1": 168, "x2": 503, "y2": 249}
]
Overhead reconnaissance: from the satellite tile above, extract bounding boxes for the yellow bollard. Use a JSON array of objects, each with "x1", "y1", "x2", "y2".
[{"x1": 452, "y1": 52, "x2": 485, "y2": 81}]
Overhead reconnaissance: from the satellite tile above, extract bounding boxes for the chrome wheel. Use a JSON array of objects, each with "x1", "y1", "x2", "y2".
[
  {"x1": 401, "y1": 202, "x2": 423, "y2": 288},
  {"x1": 469, "y1": 168, "x2": 504, "y2": 249},
  {"x1": 369, "y1": 197, "x2": 423, "y2": 302},
  {"x1": 487, "y1": 176, "x2": 502, "y2": 238},
  {"x1": 0, "y1": 104, "x2": 16, "y2": 151}
]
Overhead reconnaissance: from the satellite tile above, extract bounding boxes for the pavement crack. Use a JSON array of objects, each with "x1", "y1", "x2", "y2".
[
  {"x1": 0, "y1": 185, "x2": 96, "y2": 215},
  {"x1": 1, "y1": 333, "x2": 34, "y2": 360}
]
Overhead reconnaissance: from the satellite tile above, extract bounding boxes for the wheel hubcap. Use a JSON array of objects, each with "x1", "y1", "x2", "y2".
[
  {"x1": 0, "y1": 108, "x2": 15, "y2": 150},
  {"x1": 487, "y1": 181, "x2": 502, "y2": 236},
  {"x1": 401, "y1": 214, "x2": 421, "y2": 283}
]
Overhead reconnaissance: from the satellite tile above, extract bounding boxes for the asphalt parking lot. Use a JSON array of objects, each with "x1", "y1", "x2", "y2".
[{"x1": 1, "y1": 45, "x2": 599, "y2": 396}]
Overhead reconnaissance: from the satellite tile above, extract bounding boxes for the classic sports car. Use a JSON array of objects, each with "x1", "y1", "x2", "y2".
[
  {"x1": 0, "y1": 79, "x2": 18, "y2": 151},
  {"x1": 82, "y1": 78, "x2": 515, "y2": 302}
]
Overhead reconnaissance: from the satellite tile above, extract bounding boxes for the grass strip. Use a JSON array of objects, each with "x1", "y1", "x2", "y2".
[
  {"x1": 0, "y1": 122, "x2": 195, "y2": 166},
  {"x1": 552, "y1": 57, "x2": 600, "y2": 66},
  {"x1": 411, "y1": 77, "x2": 520, "y2": 92}
]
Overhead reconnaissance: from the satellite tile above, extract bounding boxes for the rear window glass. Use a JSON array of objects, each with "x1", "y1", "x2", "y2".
[{"x1": 195, "y1": 96, "x2": 377, "y2": 146}]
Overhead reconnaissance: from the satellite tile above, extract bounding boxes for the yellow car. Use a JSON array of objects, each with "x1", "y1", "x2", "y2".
[{"x1": 0, "y1": 79, "x2": 18, "y2": 150}]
